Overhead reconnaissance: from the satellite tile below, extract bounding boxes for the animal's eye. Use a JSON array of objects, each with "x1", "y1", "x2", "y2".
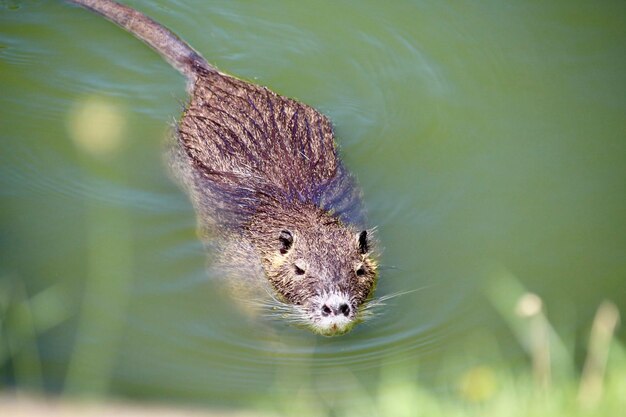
[
  {"x1": 278, "y1": 230, "x2": 293, "y2": 254},
  {"x1": 294, "y1": 265, "x2": 306, "y2": 275},
  {"x1": 356, "y1": 266, "x2": 366, "y2": 276}
]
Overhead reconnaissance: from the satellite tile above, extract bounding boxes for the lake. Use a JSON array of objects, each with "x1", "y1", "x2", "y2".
[{"x1": 1, "y1": 0, "x2": 624, "y2": 414}]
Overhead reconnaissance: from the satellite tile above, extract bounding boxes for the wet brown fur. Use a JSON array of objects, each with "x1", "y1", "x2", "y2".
[
  {"x1": 175, "y1": 69, "x2": 378, "y2": 315},
  {"x1": 69, "y1": 0, "x2": 379, "y2": 333}
]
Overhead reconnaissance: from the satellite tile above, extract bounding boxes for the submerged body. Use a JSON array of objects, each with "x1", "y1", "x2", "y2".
[{"x1": 70, "y1": 0, "x2": 379, "y2": 335}]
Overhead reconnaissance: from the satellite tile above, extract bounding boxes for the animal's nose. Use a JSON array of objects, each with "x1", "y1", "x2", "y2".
[{"x1": 321, "y1": 302, "x2": 351, "y2": 317}]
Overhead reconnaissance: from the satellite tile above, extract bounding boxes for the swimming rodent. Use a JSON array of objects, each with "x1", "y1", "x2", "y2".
[{"x1": 69, "y1": 0, "x2": 379, "y2": 336}]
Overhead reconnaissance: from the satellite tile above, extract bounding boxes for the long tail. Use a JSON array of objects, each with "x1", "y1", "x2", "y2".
[{"x1": 68, "y1": 0, "x2": 214, "y2": 83}]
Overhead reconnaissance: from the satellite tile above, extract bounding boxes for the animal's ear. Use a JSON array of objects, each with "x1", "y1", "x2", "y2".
[
  {"x1": 279, "y1": 230, "x2": 294, "y2": 254},
  {"x1": 357, "y1": 230, "x2": 369, "y2": 254}
]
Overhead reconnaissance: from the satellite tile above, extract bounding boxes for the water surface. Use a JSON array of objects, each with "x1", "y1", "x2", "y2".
[{"x1": 1, "y1": 0, "x2": 625, "y2": 411}]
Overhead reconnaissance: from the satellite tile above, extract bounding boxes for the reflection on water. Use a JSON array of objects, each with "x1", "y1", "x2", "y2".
[{"x1": 1, "y1": 0, "x2": 625, "y2": 413}]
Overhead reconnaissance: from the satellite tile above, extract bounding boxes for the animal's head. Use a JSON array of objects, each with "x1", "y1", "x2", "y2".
[{"x1": 259, "y1": 211, "x2": 378, "y2": 336}]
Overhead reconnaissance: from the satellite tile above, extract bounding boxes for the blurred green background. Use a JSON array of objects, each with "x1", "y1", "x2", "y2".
[{"x1": 1, "y1": 0, "x2": 625, "y2": 415}]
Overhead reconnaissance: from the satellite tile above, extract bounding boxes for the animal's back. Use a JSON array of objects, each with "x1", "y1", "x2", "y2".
[{"x1": 176, "y1": 70, "x2": 366, "y2": 232}]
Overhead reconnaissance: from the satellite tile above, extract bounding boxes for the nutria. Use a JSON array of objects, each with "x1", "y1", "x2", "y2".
[{"x1": 69, "y1": 0, "x2": 379, "y2": 336}]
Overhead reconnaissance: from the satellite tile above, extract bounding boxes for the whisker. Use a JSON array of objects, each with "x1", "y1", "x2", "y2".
[
  {"x1": 379, "y1": 286, "x2": 431, "y2": 301},
  {"x1": 248, "y1": 286, "x2": 314, "y2": 325},
  {"x1": 359, "y1": 285, "x2": 432, "y2": 318}
]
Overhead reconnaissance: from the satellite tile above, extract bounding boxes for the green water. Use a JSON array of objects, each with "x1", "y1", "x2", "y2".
[{"x1": 1, "y1": 0, "x2": 625, "y2": 412}]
